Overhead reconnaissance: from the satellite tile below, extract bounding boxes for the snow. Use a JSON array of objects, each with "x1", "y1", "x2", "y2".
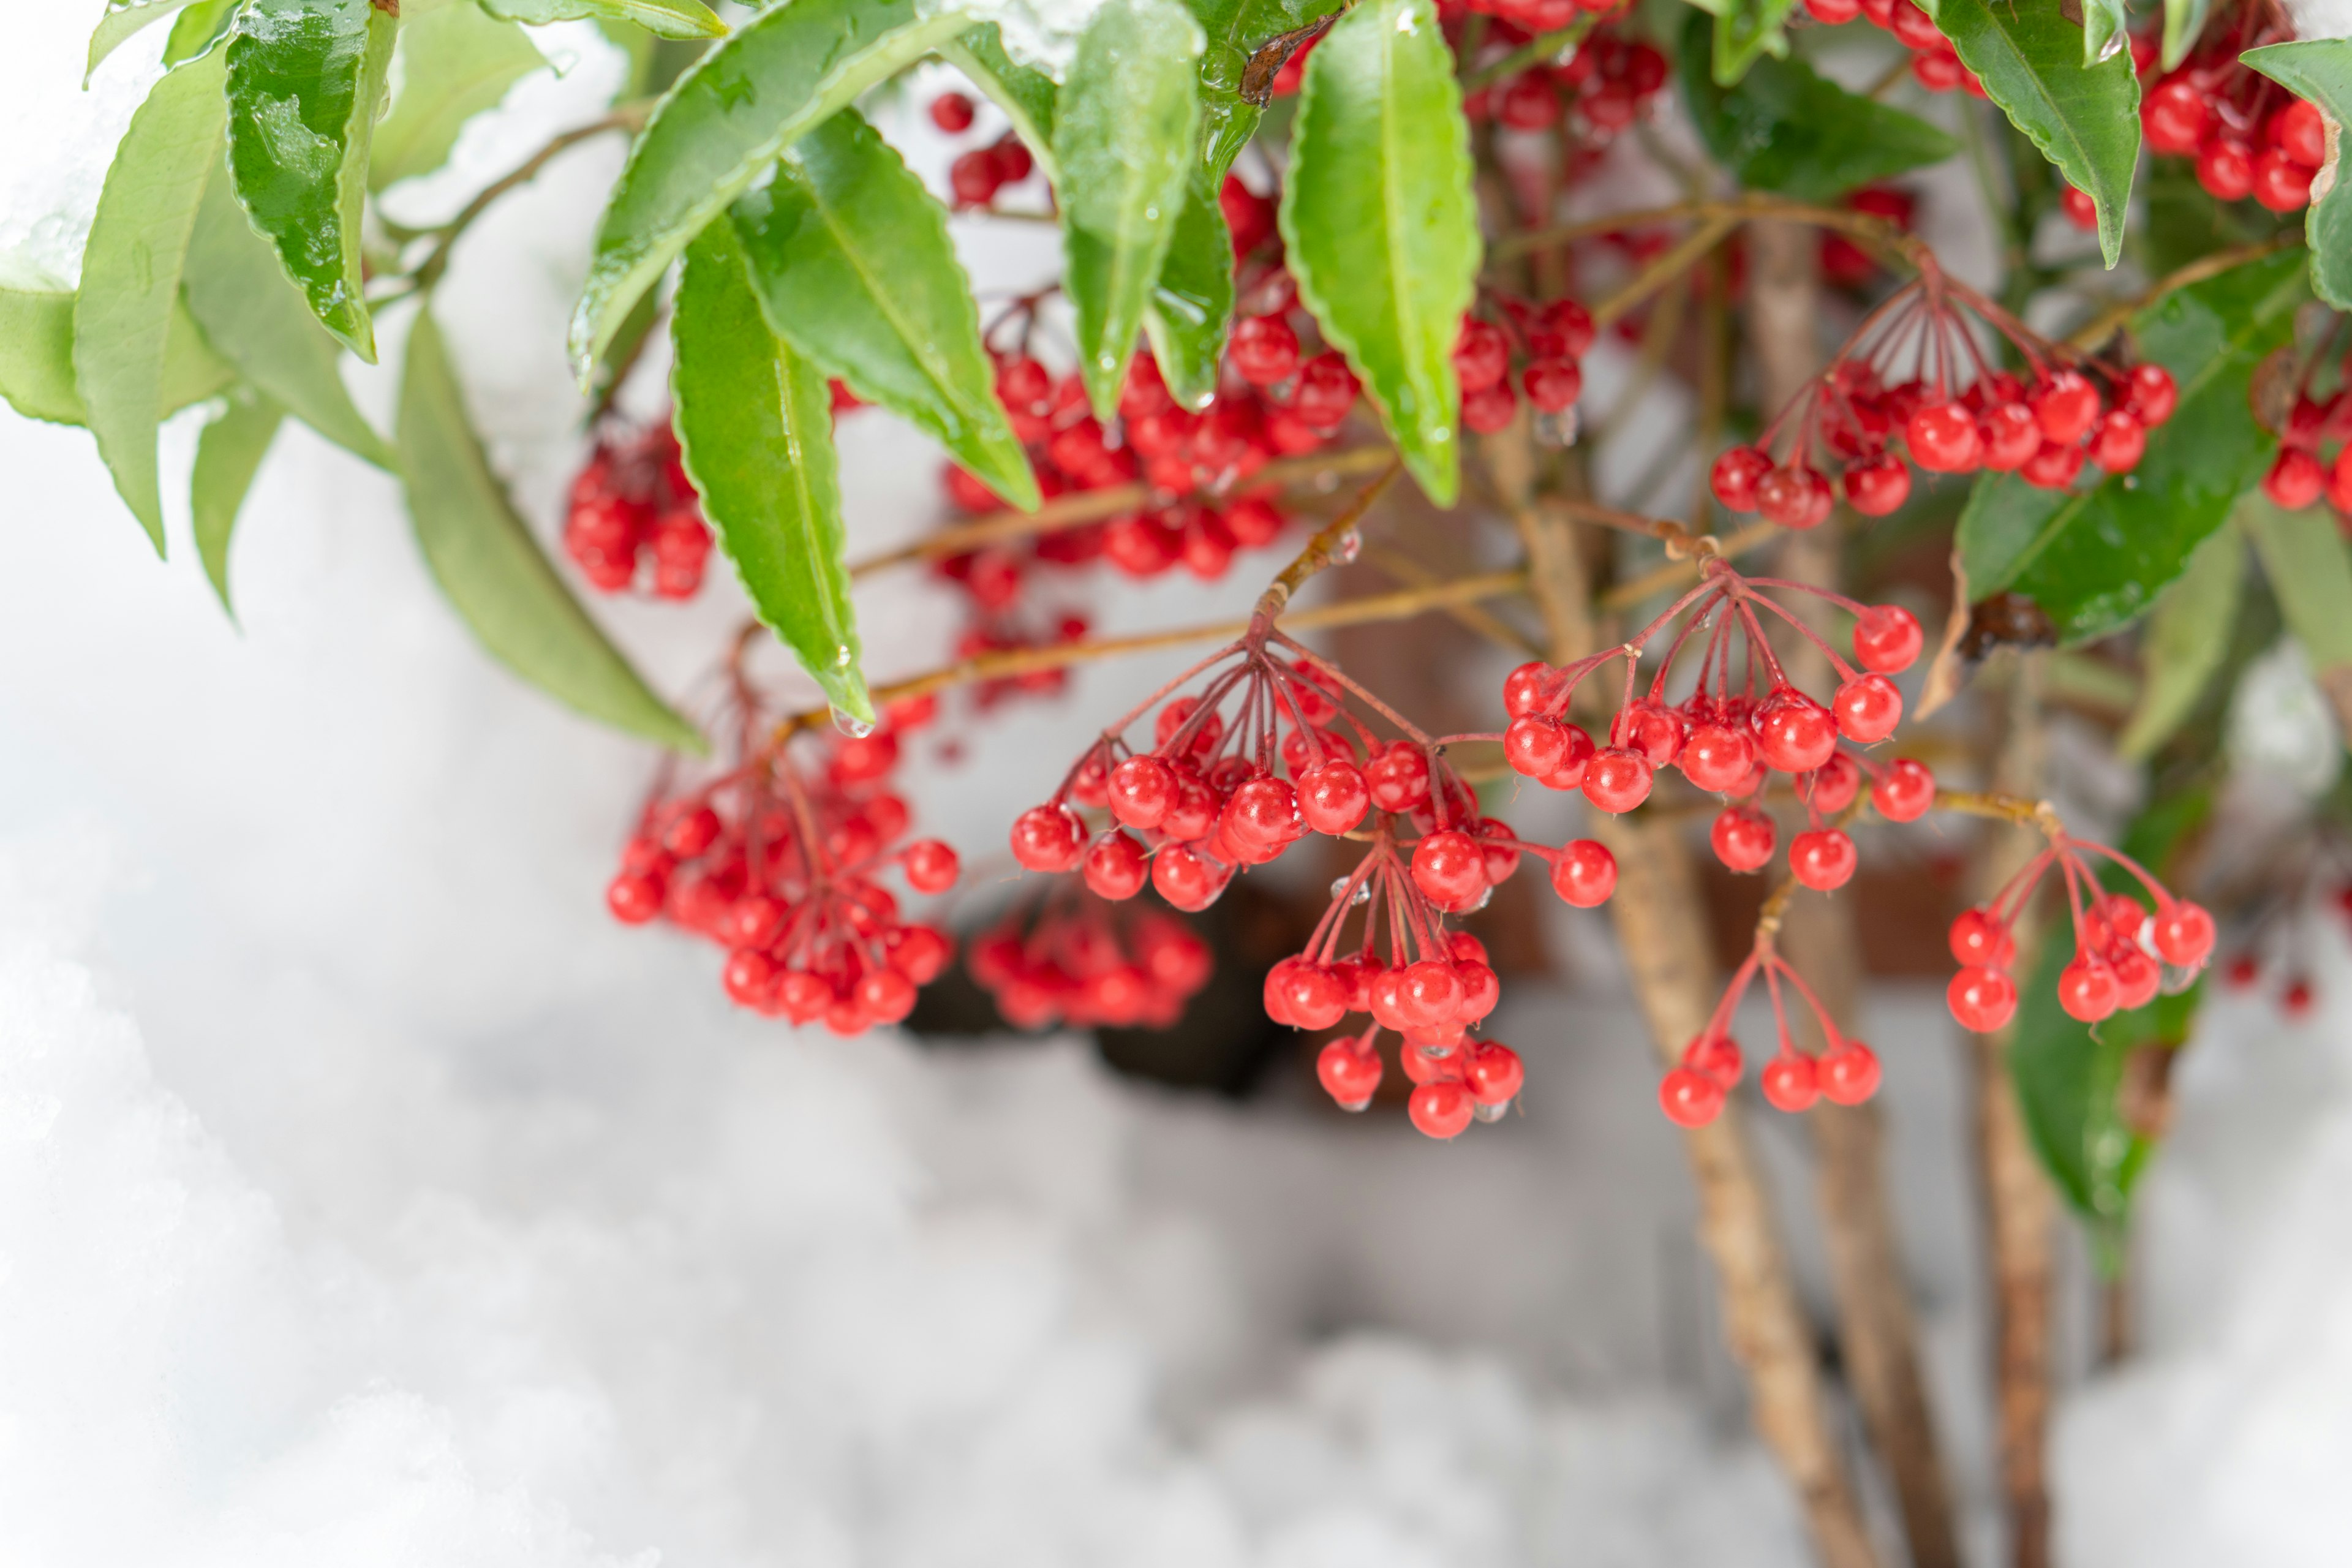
[{"x1": 9, "y1": 5, "x2": 2352, "y2": 1565}]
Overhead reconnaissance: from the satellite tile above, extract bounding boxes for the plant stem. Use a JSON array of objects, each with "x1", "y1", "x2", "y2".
[{"x1": 402, "y1": 105, "x2": 649, "y2": 292}]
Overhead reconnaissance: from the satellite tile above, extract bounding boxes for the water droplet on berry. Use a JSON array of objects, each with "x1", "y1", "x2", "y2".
[
  {"x1": 1473, "y1": 1098, "x2": 1512, "y2": 1123},
  {"x1": 831, "y1": 706, "x2": 876, "y2": 739},
  {"x1": 1330, "y1": 876, "x2": 1371, "y2": 905},
  {"x1": 1464, "y1": 884, "x2": 1494, "y2": 913}
]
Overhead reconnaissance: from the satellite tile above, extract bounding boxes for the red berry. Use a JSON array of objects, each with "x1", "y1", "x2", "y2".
[
  {"x1": 1908, "y1": 401, "x2": 1983, "y2": 472},
  {"x1": 1151, "y1": 843, "x2": 1227, "y2": 911},
  {"x1": 903, "y1": 838, "x2": 960, "y2": 894},
  {"x1": 1871, "y1": 758, "x2": 1936, "y2": 822},
  {"x1": 1229, "y1": 314, "x2": 1301, "y2": 385},
  {"x1": 1299, "y1": 760, "x2": 1371, "y2": 835},
  {"x1": 1396, "y1": 960, "x2": 1464, "y2": 1029},
  {"x1": 1550, "y1": 838, "x2": 1618, "y2": 907},
  {"x1": 1979, "y1": 401, "x2": 2042, "y2": 470},
  {"x1": 1107, "y1": 755, "x2": 1175, "y2": 829},
  {"x1": 929, "y1": 91, "x2": 975, "y2": 133},
  {"x1": 1537, "y1": 297, "x2": 1596, "y2": 357},
  {"x1": 2124, "y1": 364, "x2": 2177, "y2": 427},
  {"x1": 1709, "y1": 446, "x2": 1774, "y2": 512},
  {"x1": 2057, "y1": 956, "x2": 2120, "y2": 1022},
  {"x1": 1853, "y1": 605, "x2": 1924, "y2": 674},
  {"x1": 1912, "y1": 49, "x2": 1965, "y2": 94},
  {"x1": 2059, "y1": 186, "x2": 2098, "y2": 230},
  {"x1": 1498, "y1": 70, "x2": 1562, "y2": 130},
  {"x1": 1843, "y1": 453, "x2": 1912, "y2": 516},
  {"x1": 1317, "y1": 1041, "x2": 1383, "y2": 1107},
  {"x1": 1453, "y1": 318, "x2": 1513, "y2": 392},
  {"x1": 2196, "y1": 137, "x2": 2255, "y2": 202},
  {"x1": 1504, "y1": 714, "x2": 1571, "y2": 777},
  {"x1": 2113, "y1": 946, "x2": 2162, "y2": 1011},
  {"x1": 989, "y1": 135, "x2": 1033, "y2": 185},
  {"x1": 722, "y1": 948, "x2": 776, "y2": 1008},
  {"x1": 1948, "y1": 966, "x2": 2018, "y2": 1031},
  {"x1": 665, "y1": 805, "x2": 723, "y2": 858},
  {"x1": 949, "y1": 149, "x2": 1001, "y2": 206},
  {"x1": 2021, "y1": 439, "x2": 2086, "y2": 491},
  {"x1": 1711, "y1": 805, "x2": 1777, "y2": 872},
  {"x1": 1950, "y1": 906, "x2": 2015, "y2": 968},
  {"x1": 1887, "y1": 0, "x2": 1940, "y2": 49},
  {"x1": 1659, "y1": 1066, "x2": 1725, "y2": 1127},
  {"x1": 1010, "y1": 804, "x2": 1085, "y2": 872},
  {"x1": 2152, "y1": 901, "x2": 2215, "y2": 968},
  {"x1": 1279, "y1": 960, "x2": 1349, "y2": 1030},
  {"x1": 1409, "y1": 1081, "x2": 1476, "y2": 1139},
  {"x1": 1809, "y1": 752, "x2": 1861, "y2": 813},
  {"x1": 1503, "y1": 660, "x2": 1560, "y2": 718},
  {"x1": 2252, "y1": 149, "x2": 2315, "y2": 213},
  {"x1": 607, "y1": 869, "x2": 666, "y2": 924},
  {"x1": 1819, "y1": 1042, "x2": 1881, "y2": 1105},
  {"x1": 2284, "y1": 978, "x2": 2316, "y2": 1017},
  {"x1": 1755, "y1": 690, "x2": 1839, "y2": 773},
  {"x1": 1523, "y1": 357, "x2": 1583, "y2": 413},
  {"x1": 1581, "y1": 748, "x2": 1654, "y2": 813},
  {"x1": 1365, "y1": 742, "x2": 1432, "y2": 813},
  {"x1": 2032, "y1": 371, "x2": 2101, "y2": 445},
  {"x1": 1686, "y1": 1033, "x2": 1744, "y2": 1088},
  {"x1": 2142, "y1": 79, "x2": 2210, "y2": 156},
  {"x1": 1461, "y1": 382, "x2": 1519, "y2": 434},
  {"x1": 1454, "y1": 957, "x2": 1501, "y2": 1022},
  {"x1": 1757, "y1": 464, "x2": 1833, "y2": 529},
  {"x1": 1227, "y1": 776, "x2": 1302, "y2": 849},
  {"x1": 1807, "y1": 0, "x2": 1861, "y2": 20},
  {"x1": 1833, "y1": 673, "x2": 1904, "y2": 744},
  {"x1": 1790, "y1": 828, "x2": 1857, "y2": 891},
  {"x1": 2267, "y1": 447, "x2": 2326, "y2": 509},
  {"x1": 1412, "y1": 830, "x2": 1490, "y2": 908},
  {"x1": 2274, "y1": 98, "x2": 2328, "y2": 170},
  {"x1": 727, "y1": 893, "x2": 787, "y2": 949},
  {"x1": 2089, "y1": 409, "x2": 2146, "y2": 473},
  {"x1": 1083, "y1": 830, "x2": 1150, "y2": 900},
  {"x1": 1680, "y1": 723, "x2": 1757, "y2": 793},
  {"x1": 1761, "y1": 1053, "x2": 1820, "y2": 1112},
  {"x1": 1466, "y1": 1042, "x2": 1525, "y2": 1106},
  {"x1": 1292, "y1": 353, "x2": 1360, "y2": 429},
  {"x1": 1612, "y1": 700, "x2": 1685, "y2": 767}
]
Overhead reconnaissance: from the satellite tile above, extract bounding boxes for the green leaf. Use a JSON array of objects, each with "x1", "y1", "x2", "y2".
[
  {"x1": 566, "y1": 0, "x2": 970, "y2": 380},
  {"x1": 2117, "y1": 519, "x2": 2243, "y2": 760},
  {"x1": 2243, "y1": 41, "x2": 2352, "y2": 311},
  {"x1": 729, "y1": 110, "x2": 1036, "y2": 509},
  {"x1": 164, "y1": 0, "x2": 241, "y2": 63},
  {"x1": 369, "y1": 2, "x2": 545, "y2": 190},
  {"x1": 190, "y1": 385, "x2": 284, "y2": 616},
  {"x1": 1182, "y1": 0, "x2": 1346, "y2": 179},
  {"x1": 1678, "y1": 10, "x2": 1956, "y2": 203},
  {"x1": 1956, "y1": 249, "x2": 2307, "y2": 644},
  {"x1": 2, "y1": 266, "x2": 236, "y2": 426},
  {"x1": 2009, "y1": 790, "x2": 2212, "y2": 1259},
  {"x1": 1054, "y1": 0, "x2": 1204, "y2": 419},
  {"x1": 1143, "y1": 165, "x2": 1235, "y2": 410},
  {"x1": 938, "y1": 24, "x2": 1060, "y2": 179},
  {"x1": 2079, "y1": 0, "x2": 2128, "y2": 69},
  {"x1": 2242, "y1": 492, "x2": 2352, "y2": 673},
  {"x1": 478, "y1": 0, "x2": 726, "y2": 41},
  {"x1": 398, "y1": 306, "x2": 703, "y2": 752},
  {"x1": 2162, "y1": 0, "x2": 2212, "y2": 72},
  {"x1": 1918, "y1": 0, "x2": 2139, "y2": 267},
  {"x1": 225, "y1": 0, "x2": 398, "y2": 361},
  {"x1": 184, "y1": 160, "x2": 394, "y2": 467},
  {"x1": 88, "y1": 0, "x2": 205, "y2": 80},
  {"x1": 1279, "y1": 0, "x2": 1476, "y2": 505},
  {"x1": 74, "y1": 46, "x2": 232, "y2": 553},
  {"x1": 1712, "y1": 0, "x2": 1799, "y2": 86},
  {"x1": 672, "y1": 222, "x2": 870, "y2": 726}
]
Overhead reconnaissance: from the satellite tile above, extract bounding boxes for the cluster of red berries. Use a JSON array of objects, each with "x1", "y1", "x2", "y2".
[
  {"x1": 2257, "y1": 374, "x2": 2352, "y2": 515},
  {"x1": 968, "y1": 892, "x2": 1212, "y2": 1030},
  {"x1": 1462, "y1": 24, "x2": 1670, "y2": 142},
  {"x1": 928, "y1": 90, "x2": 1040, "y2": 209},
  {"x1": 1806, "y1": 0, "x2": 1986, "y2": 97},
  {"x1": 605, "y1": 698, "x2": 961, "y2": 1035},
  {"x1": 1657, "y1": 937, "x2": 1885, "y2": 1128},
  {"x1": 1453, "y1": 296, "x2": 1595, "y2": 440},
  {"x1": 1709, "y1": 266, "x2": 2177, "y2": 523},
  {"x1": 1945, "y1": 834, "x2": 2215, "y2": 1033},
  {"x1": 1499, "y1": 556, "x2": 1935, "y2": 889},
  {"x1": 564, "y1": 418, "x2": 713, "y2": 598},
  {"x1": 2137, "y1": 14, "x2": 2323, "y2": 213},
  {"x1": 2223, "y1": 952, "x2": 2315, "y2": 1018}
]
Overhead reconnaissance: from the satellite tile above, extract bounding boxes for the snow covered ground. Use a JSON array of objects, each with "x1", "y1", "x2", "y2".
[{"x1": 7, "y1": 9, "x2": 2352, "y2": 1566}]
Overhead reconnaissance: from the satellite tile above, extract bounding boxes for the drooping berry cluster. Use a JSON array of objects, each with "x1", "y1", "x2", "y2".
[
  {"x1": 1657, "y1": 935, "x2": 1885, "y2": 1128},
  {"x1": 1804, "y1": 0, "x2": 1986, "y2": 97},
  {"x1": 2135, "y1": 10, "x2": 2323, "y2": 213},
  {"x1": 605, "y1": 695, "x2": 960, "y2": 1035},
  {"x1": 968, "y1": 890, "x2": 1212, "y2": 1030},
  {"x1": 1709, "y1": 260, "x2": 2177, "y2": 522},
  {"x1": 929, "y1": 91, "x2": 1041, "y2": 211},
  {"x1": 564, "y1": 418, "x2": 713, "y2": 598},
  {"x1": 2256, "y1": 355, "x2": 2352, "y2": 516},
  {"x1": 1461, "y1": 21, "x2": 1671, "y2": 144},
  {"x1": 1498, "y1": 555, "x2": 1936, "y2": 889},
  {"x1": 1944, "y1": 832, "x2": 2215, "y2": 1033},
  {"x1": 1454, "y1": 295, "x2": 1596, "y2": 443}
]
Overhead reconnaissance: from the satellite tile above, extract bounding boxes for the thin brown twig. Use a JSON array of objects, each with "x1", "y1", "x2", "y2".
[
  {"x1": 1255, "y1": 460, "x2": 1404, "y2": 620},
  {"x1": 1597, "y1": 519, "x2": 1781, "y2": 609},
  {"x1": 1463, "y1": 16, "x2": 1596, "y2": 89},
  {"x1": 404, "y1": 106, "x2": 649, "y2": 292},
  {"x1": 1590, "y1": 214, "x2": 1741, "y2": 330},
  {"x1": 1493, "y1": 193, "x2": 1922, "y2": 268}
]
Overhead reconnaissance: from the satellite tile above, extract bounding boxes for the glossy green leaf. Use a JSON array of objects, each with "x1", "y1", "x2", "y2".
[
  {"x1": 74, "y1": 46, "x2": 231, "y2": 553},
  {"x1": 729, "y1": 110, "x2": 1036, "y2": 509},
  {"x1": 2117, "y1": 519, "x2": 2243, "y2": 760},
  {"x1": 184, "y1": 161, "x2": 394, "y2": 467},
  {"x1": 1956, "y1": 249, "x2": 2307, "y2": 644},
  {"x1": 164, "y1": 0, "x2": 241, "y2": 63},
  {"x1": 2162, "y1": 0, "x2": 2212, "y2": 71},
  {"x1": 369, "y1": 2, "x2": 545, "y2": 190},
  {"x1": 1144, "y1": 167, "x2": 1235, "y2": 411},
  {"x1": 225, "y1": 0, "x2": 398, "y2": 361},
  {"x1": 2, "y1": 266, "x2": 236, "y2": 427},
  {"x1": 2243, "y1": 41, "x2": 2352, "y2": 311},
  {"x1": 87, "y1": 0, "x2": 205, "y2": 80},
  {"x1": 399, "y1": 307, "x2": 703, "y2": 752},
  {"x1": 479, "y1": 0, "x2": 726, "y2": 41},
  {"x1": 1712, "y1": 0, "x2": 1799, "y2": 86},
  {"x1": 1919, "y1": 0, "x2": 2139, "y2": 266},
  {"x1": 1182, "y1": 0, "x2": 1346, "y2": 179},
  {"x1": 672, "y1": 222, "x2": 870, "y2": 726},
  {"x1": 1280, "y1": 0, "x2": 1476, "y2": 505},
  {"x1": 191, "y1": 385, "x2": 284, "y2": 616},
  {"x1": 2010, "y1": 790, "x2": 2211, "y2": 1261},
  {"x1": 1678, "y1": 11, "x2": 1956, "y2": 202},
  {"x1": 2242, "y1": 493, "x2": 2352, "y2": 673},
  {"x1": 1054, "y1": 0, "x2": 1204, "y2": 419},
  {"x1": 567, "y1": 0, "x2": 969, "y2": 380},
  {"x1": 938, "y1": 24, "x2": 1059, "y2": 179}
]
